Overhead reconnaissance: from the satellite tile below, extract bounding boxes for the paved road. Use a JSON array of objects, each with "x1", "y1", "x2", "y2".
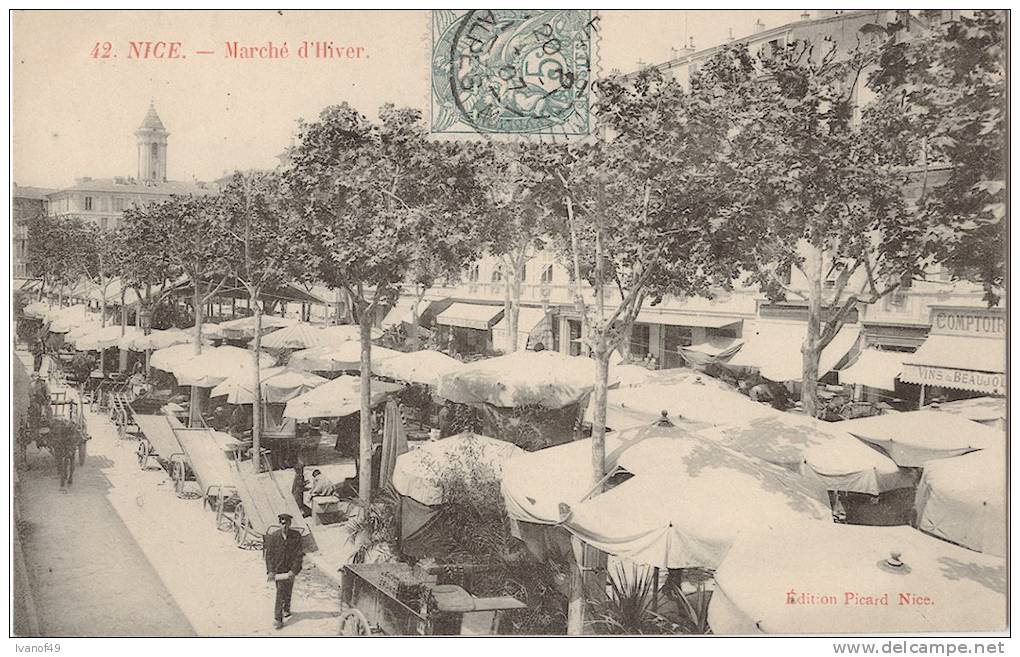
[{"x1": 16, "y1": 387, "x2": 341, "y2": 636}]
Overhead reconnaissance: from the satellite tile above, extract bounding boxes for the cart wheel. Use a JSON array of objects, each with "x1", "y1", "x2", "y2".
[
  {"x1": 78, "y1": 438, "x2": 87, "y2": 466},
  {"x1": 233, "y1": 503, "x2": 246, "y2": 544},
  {"x1": 173, "y1": 460, "x2": 187, "y2": 498},
  {"x1": 338, "y1": 608, "x2": 371, "y2": 636},
  {"x1": 136, "y1": 439, "x2": 150, "y2": 468}
]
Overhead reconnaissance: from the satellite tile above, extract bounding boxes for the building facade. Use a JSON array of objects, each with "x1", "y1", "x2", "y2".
[
  {"x1": 46, "y1": 102, "x2": 212, "y2": 230},
  {"x1": 390, "y1": 10, "x2": 998, "y2": 399},
  {"x1": 12, "y1": 184, "x2": 54, "y2": 278}
]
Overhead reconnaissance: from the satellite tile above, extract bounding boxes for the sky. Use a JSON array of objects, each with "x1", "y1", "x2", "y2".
[{"x1": 12, "y1": 10, "x2": 805, "y2": 189}]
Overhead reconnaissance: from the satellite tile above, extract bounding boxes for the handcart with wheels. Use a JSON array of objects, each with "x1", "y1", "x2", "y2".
[
  {"x1": 171, "y1": 427, "x2": 240, "y2": 531},
  {"x1": 229, "y1": 459, "x2": 313, "y2": 550},
  {"x1": 337, "y1": 562, "x2": 525, "y2": 636}
]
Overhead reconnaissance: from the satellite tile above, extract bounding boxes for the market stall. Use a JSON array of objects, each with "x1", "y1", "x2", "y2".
[
  {"x1": 288, "y1": 343, "x2": 401, "y2": 372},
  {"x1": 835, "y1": 410, "x2": 999, "y2": 468},
  {"x1": 372, "y1": 349, "x2": 463, "y2": 387},
  {"x1": 283, "y1": 375, "x2": 403, "y2": 420},
  {"x1": 914, "y1": 445, "x2": 1006, "y2": 557}
]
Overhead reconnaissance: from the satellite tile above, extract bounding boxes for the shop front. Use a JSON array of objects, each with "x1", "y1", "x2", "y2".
[
  {"x1": 435, "y1": 302, "x2": 504, "y2": 358},
  {"x1": 899, "y1": 306, "x2": 1006, "y2": 403}
]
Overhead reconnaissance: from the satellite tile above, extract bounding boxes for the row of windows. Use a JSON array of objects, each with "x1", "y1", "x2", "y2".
[
  {"x1": 464, "y1": 262, "x2": 557, "y2": 285},
  {"x1": 82, "y1": 196, "x2": 130, "y2": 212}
]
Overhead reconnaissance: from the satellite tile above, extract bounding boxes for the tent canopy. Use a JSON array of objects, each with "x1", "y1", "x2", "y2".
[
  {"x1": 587, "y1": 368, "x2": 775, "y2": 430},
  {"x1": 696, "y1": 414, "x2": 910, "y2": 495},
  {"x1": 127, "y1": 328, "x2": 195, "y2": 351},
  {"x1": 151, "y1": 343, "x2": 202, "y2": 373},
  {"x1": 210, "y1": 367, "x2": 327, "y2": 404},
  {"x1": 74, "y1": 325, "x2": 144, "y2": 351},
  {"x1": 260, "y1": 323, "x2": 364, "y2": 350},
  {"x1": 728, "y1": 322, "x2": 861, "y2": 382},
  {"x1": 563, "y1": 431, "x2": 831, "y2": 569},
  {"x1": 709, "y1": 522, "x2": 1006, "y2": 634},
  {"x1": 393, "y1": 433, "x2": 523, "y2": 506},
  {"x1": 283, "y1": 375, "x2": 403, "y2": 419},
  {"x1": 936, "y1": 396, "x2": 1006, "y2": 427},
  {"x1": 437, "y1": 350, "x2": 600, "y2": 410},
  {"x1": 836, "y1": 410, "x2": 1000, "y2": 467},
  {"x1": 372, "y1": 349, "x2": 463, "y2": 386},
  {"x1": 216, "y1": 314, "x2": 298, "y2": 339},
  {"x1": 914, "y1": 445, "x2": 1006, "y2": 557}
]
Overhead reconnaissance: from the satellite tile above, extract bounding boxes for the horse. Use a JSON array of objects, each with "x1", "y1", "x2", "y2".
[{"x1": 45, "y1": 419, "x2": 82, "y2": 491}]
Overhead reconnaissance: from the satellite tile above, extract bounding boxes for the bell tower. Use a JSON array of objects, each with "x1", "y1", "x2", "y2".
[{"x1": 135, "y1": 100, "x2": 168, "y2": 182}]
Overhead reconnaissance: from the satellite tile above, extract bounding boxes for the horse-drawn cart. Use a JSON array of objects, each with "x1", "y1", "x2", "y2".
[{"x1": 337, "y1": 563, "x2": 525, "y2": 635}]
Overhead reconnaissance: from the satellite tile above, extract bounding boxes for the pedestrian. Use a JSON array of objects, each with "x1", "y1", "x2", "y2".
[
  {"x1": 30, "y1": 333, "x2": 45, "y2": 373},
  {"x1": 264, "y1": 513, "x2": 304, "y2": 630},
  {"x1": 309, "y1": 469, "x2": 337, "y2": 498},
  {"x1": 292, "y1": 464, "x2": 312, "y2": 518}
]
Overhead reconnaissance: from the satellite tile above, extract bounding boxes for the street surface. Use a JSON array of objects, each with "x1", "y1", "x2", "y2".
[{"x1": 16, "y1": 386, "x2": 342, "y2": 637}]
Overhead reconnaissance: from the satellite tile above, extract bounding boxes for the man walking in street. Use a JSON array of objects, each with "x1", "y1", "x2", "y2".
[
  {"x1": 264, "y1": 513, "x2": 304, "y2": 630},
  {"x1": 291, "y1": 464, "x2": 312, "y2": 518}
]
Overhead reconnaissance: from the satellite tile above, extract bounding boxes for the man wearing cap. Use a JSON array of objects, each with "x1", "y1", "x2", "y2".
[{"x1": 264, "y1": 513, "x2": 304, "y2": 629}]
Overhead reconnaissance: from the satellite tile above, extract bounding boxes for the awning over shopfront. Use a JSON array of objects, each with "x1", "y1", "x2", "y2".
[
  {"x1": 727, "y1": 322, "x2": 861, "y2": 382},
  {"x1": 900, "y1": 335, "x2": 1006, "y2": 395},
  {"x1": 634, "y1": 308, "x2": 742, "y2": 328},
  {"x1": 838, "y1": 348, "x2": 907, "y2": 391},
  {"x1": 435, "y1": 303, "x2": 504, "y2": 331},
  {"x1": 492, "y1": 307, "x2": 552, "y2": 353},
  {"x1": 679, "y1": 336, "x2": 744, "y2": 367}
]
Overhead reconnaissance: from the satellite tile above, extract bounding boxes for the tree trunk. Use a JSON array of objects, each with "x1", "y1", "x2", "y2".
[
  {"x1": 802, "y1": 243, "x2": 824, "y2": 418},
  {"x1": 252, "y1": 296, "x2": 263, "y2": 473},
  {"x1": 118, "y1": 287, "x2": 128, "y2": 372},
  {"x1": 189, "y1": 282, "x2": 204, "y2": 428},
  {"x1": 508, "y1": 270, "x2": 522, "y2": 352},
  {"x1": 358, "y1": 304, "x2": 374, "y2": 500},
  {"x1": 567, "y1": 340, "x2": 611, "y2": 636},
  {"x1": 100, "y1": 278, "x2": 108, "y2": 328}
]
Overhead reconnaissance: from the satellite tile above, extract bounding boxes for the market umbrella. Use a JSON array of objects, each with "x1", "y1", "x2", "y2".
[
  {"x1": 74, "y1": 325, "x2": 144, "y2": 351},
  {"x1": 23, "y1": 301, "x2": 49, "y2": 318},
  {"x1": 173, "y1": 345, "x2": 276, "y2": 388},
  {"x1": 261, "y1": 323, "x2": 342, "y2": 350},
  {"x1": 914, "y1": 445, "x2": 1006, "y2": 557},
  {"x1": 210, "y1": 367, "x2": 328, "y2": 404},
  {"x1": 151, "y1": 343, "x2": 202, "y2": 373},
  {"x1": 126, "y1": 328, "x2": 194, "y2": 351},
  {"x1": 559, "y1": 427, "x2": 831, "y2": 569},
  {"x1": 394, "y1": 432, "x2": 522, "y2": 506},
  {"x1": 835, "y1": 410, "x2": 1000, "y2": 467},
  {"x1": 697, "y1": 414, "x2": 912, "y2": 495},
  {"x1": 379, "y1": 399, "x2": 409, "y2": 489},
  {"x1": 436, "y1": 350, "x2": 604, "y2": 410},
  {"x1": 372, "y1": 349, "x2": 463, "y2": 386},
  {"x1": 283, "y1": 375, "x2": 403, "y2": 419},
  {"x1": 709, "y1": 521, "x2": 1006, "y2": 634},
  {"x1": 288, "y1": 342, "x2": 401, "y2": 372}
]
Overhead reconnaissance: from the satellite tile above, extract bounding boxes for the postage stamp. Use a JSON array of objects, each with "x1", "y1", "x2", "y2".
[{"x1": 430, "y1": 9, "x2": 598, "y2": 137}]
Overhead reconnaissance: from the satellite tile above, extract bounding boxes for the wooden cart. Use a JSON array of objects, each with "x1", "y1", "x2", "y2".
[
  {"x1": 229, "y1": 461, "x2": 312, "y2": 550},
  {"x1": 133, "y1": 414, "x2": 184, "y2": 470},
  {"x1": 171, "y1": 427, "x2": 240, "y2": 531},
  {"x1": 337, "y1": 563, "x2": 525, "y2": 636}
]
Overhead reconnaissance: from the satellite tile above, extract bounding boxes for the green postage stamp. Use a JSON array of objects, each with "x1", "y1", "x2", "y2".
[{"x1": 431, "y1": 10, "x2": 598, "y2": 136}]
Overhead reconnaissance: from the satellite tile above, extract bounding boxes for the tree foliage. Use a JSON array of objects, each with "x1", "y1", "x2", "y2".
[{"x1": 865, "y1": 10, "x2": 1006, "y2": 303}]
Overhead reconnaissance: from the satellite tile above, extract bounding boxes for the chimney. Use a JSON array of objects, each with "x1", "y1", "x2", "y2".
[
  {"x1": 800, "y1": 11, "x2": 811, "y2": 20},
  {"x1": 670, "y1": 46, "x2": 679, "y2": 60},
  {"x1": 727, "y1": 27, "x2": 735, "y2": 42},
  {"x1": 753, "y1": 19, "x2": 766, "y2": 34},
  {"x1": 688, "y1": 36, "x2": 696, "y2": 51}
]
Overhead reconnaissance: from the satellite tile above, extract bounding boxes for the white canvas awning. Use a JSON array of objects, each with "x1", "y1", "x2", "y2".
[
  {"x1": 435, "y1": 303, "x2": 504, "y2": 330},
  {"x1": 839, "y1": 348, "x2": 907, "y2": 391},
  {"x1": 492, "y1": 307, "x2": 551, "y2": 353},
  {"x1": 634, "y1": 308, "x2": 742, "y2": 328},
  {"x1": 900, "y1": 335, "x2": 1006, "y2": 394},
  {"x1": 727, "y1": 322, "x2": 861, "y2": 382},
  {"x1": 382, "y1": 297, "x2": 420, "y2": 327}
]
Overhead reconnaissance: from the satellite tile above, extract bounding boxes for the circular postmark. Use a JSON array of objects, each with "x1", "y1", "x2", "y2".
[{"x1": 431, "y1": 10, "x2": 596, "y2": 136}]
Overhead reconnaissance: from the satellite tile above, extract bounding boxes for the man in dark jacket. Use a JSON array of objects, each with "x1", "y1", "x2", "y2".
[
  {"x1": 264, "y1": 513, "x2": 304, "y2": 629},
  {"x1": 291, "y1": 465, "x2": 312, "y2": 518}
]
